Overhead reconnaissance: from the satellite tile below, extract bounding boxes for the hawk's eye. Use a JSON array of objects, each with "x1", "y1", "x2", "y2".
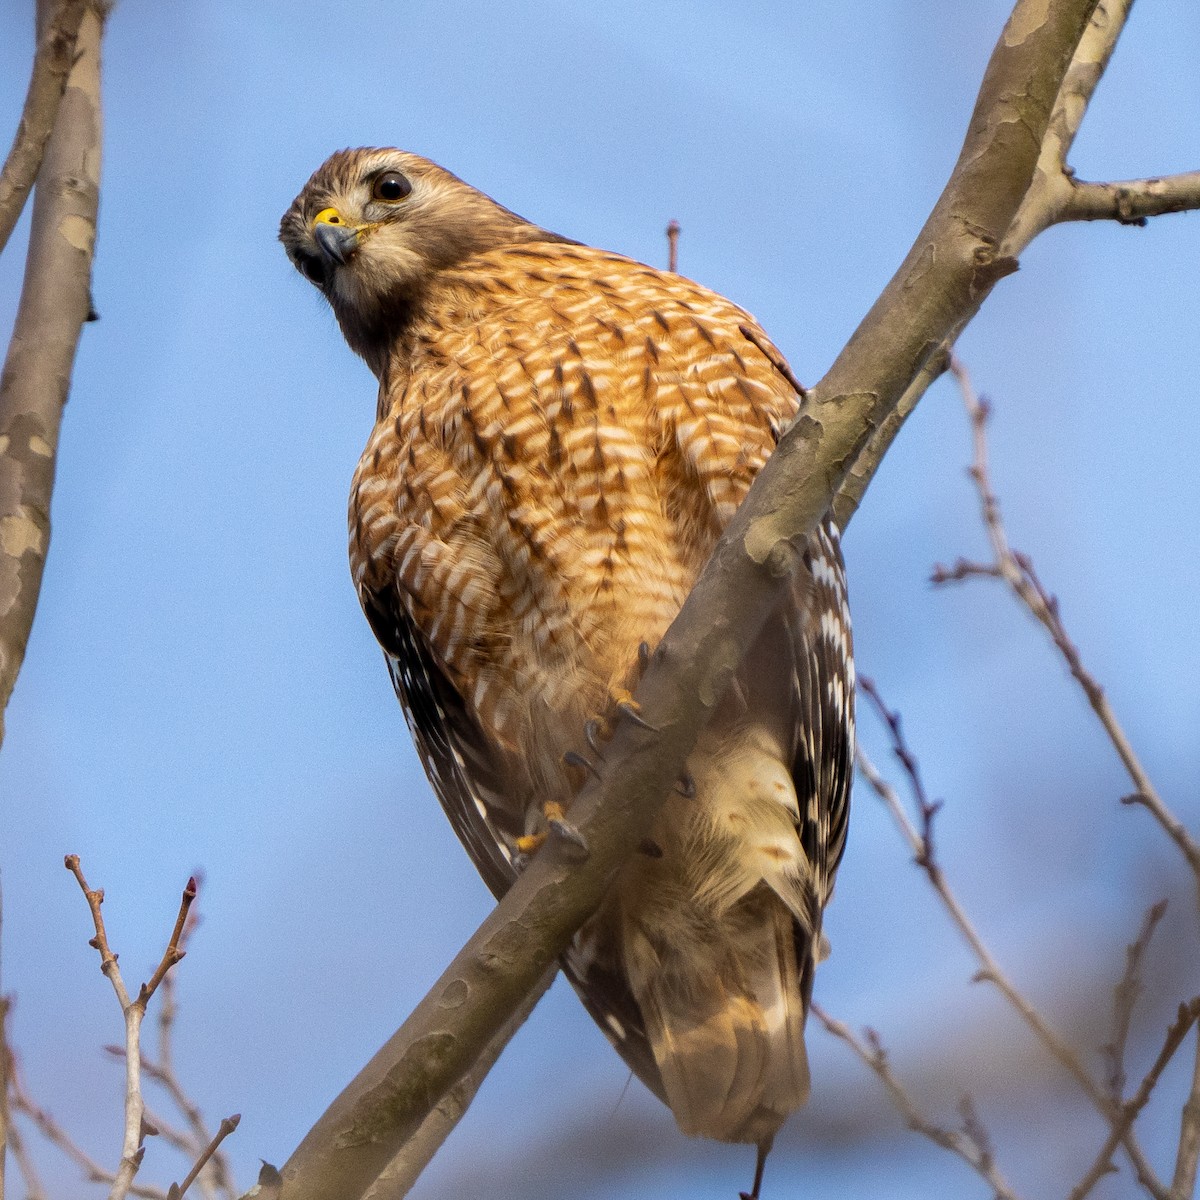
[{"x1": 372, "y1": 171, "x2": 412, "y2": 203}]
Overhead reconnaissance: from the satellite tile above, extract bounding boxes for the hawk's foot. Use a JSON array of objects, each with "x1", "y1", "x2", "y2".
[{"x1": 516, "y1": 800, "x2": 589, "y2": 861}]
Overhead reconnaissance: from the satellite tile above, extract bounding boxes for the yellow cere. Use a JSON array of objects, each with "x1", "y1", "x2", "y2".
[{"x1": 312, "y1": 207, "x2": 344, "y2": 227}]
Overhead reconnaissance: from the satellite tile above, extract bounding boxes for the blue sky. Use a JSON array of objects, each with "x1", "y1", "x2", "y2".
[{"x1": 2, "y1": 2, "x2": 1199, "y2": 1197}]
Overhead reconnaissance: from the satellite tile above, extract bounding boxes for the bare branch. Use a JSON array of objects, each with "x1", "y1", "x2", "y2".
[
  {"x1": 67, "y1": 860, "x2": 199, "y2": 1200},
  {"x1": 65, "y1": 853, "x2": 130, "y2": 1007},
  {"x1": 1006, "y1": 2, "x2": 1200, "y2": 240},
  {"x1": 810, "y1": 1004, "x2": 1022, "y2": 1200},
  {"x1": 1173, "y1": 1041, "x2": 1200, "y2": 1200},
  {"x1": 140, "y1": 879, "x2": 236, "y2": 1200},
  {"x1": 1, "y1": 889, "x2": 7, "y2": 1200},
  {"x1": 1004, "y1": 0, "x2": 1134, "y2": 248},
  {"x1": 7, "y1": 1108, "x2": 49, "y2": 1200},
  {"x1": 1105, "y1": 900, "x2": 1169, "y2": 1103},
  {"x1": 0, "y1": 0, "x2": 87, "y2": 254},
  {"x1": 855, "y1": 704, "x2": 1167, "y2": 1198},
  {"x1": 831, "y1": 0, "x2": 1199, "y2": 525},
  {"x1": 937, "y1": 356, "x2": 1200, "y2": 900},
  {"x1": 1070, "y1": 1000, "x2": 1200, "y2": 1200},
  {"x1": 276, "y1": 6, "x2": 1108, "y2": 1197},
  {"x1": 168, "y1": 1115, "x2": 240, "y2": 1200},
  {"x1": 9, "y1": 1057, "x2": 168, "y2": 1200},
  {"x1": 140, "y1": 877, "x2": 197, "y2": 1007},
  {"x1": 0, "y1": 0, "x2": 105, "y2": 748},
  {"x1": 1062, "y1": 173, "x2": 1200, "y2": 225},
  {"x1": 665, "y1": 218, "x2": 680, "y2": 273}
]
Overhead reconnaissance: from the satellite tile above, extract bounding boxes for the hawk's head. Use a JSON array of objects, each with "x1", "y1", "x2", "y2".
[{"x1": 280, "y1": 147, "x2": 557, "y2": 372}]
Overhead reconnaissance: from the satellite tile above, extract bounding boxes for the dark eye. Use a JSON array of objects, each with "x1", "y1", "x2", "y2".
[
  {"x1": 294, "y1": 251, "x2": 327, "y2": 287},
  {"x1": 371, "y1": 171, "x2": 412, "y2": 202}
]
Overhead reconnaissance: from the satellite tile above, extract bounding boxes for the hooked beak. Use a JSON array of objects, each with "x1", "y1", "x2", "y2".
[{"x1": 311, "y1": 207, "x2": 360, "y2": 266}]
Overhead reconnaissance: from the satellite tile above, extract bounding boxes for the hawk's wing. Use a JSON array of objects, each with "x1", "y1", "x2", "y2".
[
  {"x1": 360, "y1": 589, "x2": 521, "y2": 900},
  {"x1": 786, "y1": 519, "x2": 854, "y2": 1005},
  {"x1": 362, "y1": 582, "x2": 670, "y2": 1096}
]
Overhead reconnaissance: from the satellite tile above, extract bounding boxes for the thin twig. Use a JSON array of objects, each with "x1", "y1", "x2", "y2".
[
  {"x1": 103, "y1": 1047, "x2": 236, "y2": 1200},
  {"x1": 7, "y1": 1108, "x2": 49, "y2": 1200},
  {"x1": 855, "y1": 711, "x2": 1167, "y2": 1199},
  {"x1": 9, "y1": 1061, "x2": 168, "y2": 1200},
  {"x1": 810, "y1": 1003, "x2": 1022, "y2": 1200},
  {"x1": 141, "y1": 877, "x2": 197, "y2": 1008},
  {"x1": 167, "y1": 1115, "x2": 239, "y2": 1200},
  {"x1": 1173, "y1": 1043, "x2": 1200, "y2": 1200},
  {"x1": 1069, "y1": 999, "x2": 1200, "y2": 1200},
  {"x1": 937, "y1": 356, "x2": 1200, "y2": 904},
  {"x1": 149, "y1": 878, "x2": 235, "y2": 1200},
  {"x1": 139, "y1": 1104, "x2": 202, "y2": 1162},
  {"x1": 1105, "y1": 900, "x2": 1168, "y2": 1103},
  {"x1": 67, "y1": 859, "x2": 198, "y2": 1200},
  {"x1": 65, "y1": 855, "x2": 129, "y2": 1006},
  {"x1": 665, "y1": 219, "x2": 680, "y2": 272},
  {"x1": 933, "y1": 359, "x2": 1200, "y2": 1194}
]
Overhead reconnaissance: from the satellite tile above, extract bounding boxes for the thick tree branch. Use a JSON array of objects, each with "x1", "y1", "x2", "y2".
[
  {"x1": 1060, "y1": 173, "x2": 1200, "y2": 225},
  {"x1": 1007, "y1": 0, "x2": 1200, "y2": 239},
  {"x1": 358, "y1": 969, "x2": 556, "y2": 1200},
  {"x1": 274, "y1": 4, "x2": 1104, "y2": 1198},
  {"x1": 1003, "y1": 0, "x2": 1132, "y2": 248},
  {"x1": 0, "y1": 0, "x2": 87, "y2": 255},
  {"x1": 0, "y1": 0, "x2": 104, "y2": 748},
  {"x1": 830, "y1": 0, "x2": 1200, "y2": 526},
  {"x1": 1, "y1": 894, "x2": 7, "y2": 1200}
]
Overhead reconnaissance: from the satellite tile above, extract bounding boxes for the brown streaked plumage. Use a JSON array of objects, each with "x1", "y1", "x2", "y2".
[{"x1": 280, "y1": 148, "x2": 854, "y2": 1190}]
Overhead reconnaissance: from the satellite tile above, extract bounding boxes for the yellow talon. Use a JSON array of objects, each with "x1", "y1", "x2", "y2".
[{"x1": 515, "y1": 801, "x2": 570, "y2": 855}]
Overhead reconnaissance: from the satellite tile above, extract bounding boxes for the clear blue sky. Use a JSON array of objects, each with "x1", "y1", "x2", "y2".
[{"x1": 2, "y1": 2, "x2": 1199, "y2": 1197}]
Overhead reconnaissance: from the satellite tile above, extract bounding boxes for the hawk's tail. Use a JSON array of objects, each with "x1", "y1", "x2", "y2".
[{"x1": 625, "y1": 891, "x2": 811, "y2": 1146}]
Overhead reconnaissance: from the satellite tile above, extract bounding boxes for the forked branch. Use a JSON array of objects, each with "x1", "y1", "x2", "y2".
[
  {"x1": 0, "y1": 0, "x2": 87, "y2": 254},
  {"x1": 66, "y1": 858, "x2": 203, "y2": 1200}
]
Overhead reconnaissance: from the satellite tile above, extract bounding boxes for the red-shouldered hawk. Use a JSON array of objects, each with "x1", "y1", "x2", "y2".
[{"x1": 280, "y1": 149, "x2": 853, "y2": 1197}]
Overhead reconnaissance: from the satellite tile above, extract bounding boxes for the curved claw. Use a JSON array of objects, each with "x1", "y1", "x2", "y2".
[
  {"x1": 563, "y1": 749, "x2": 602, "y2": 781},
  {"x1": 584, "y1": 719, "x2": 607, "y2": 759},
  {"x1": 549, "y1": 817, "x2": 590, "y2": 859},
  {"x1": 617, "y1": 700, "x2": 658, "y2": 732},
  {"x1": 637, "y1": 641, "x2": 652, "y2": 673}
]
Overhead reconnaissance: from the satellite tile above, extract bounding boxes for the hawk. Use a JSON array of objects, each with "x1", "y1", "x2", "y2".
[{"x1": 280, "y1": 148, "x2": 853, "y2": 1196}]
